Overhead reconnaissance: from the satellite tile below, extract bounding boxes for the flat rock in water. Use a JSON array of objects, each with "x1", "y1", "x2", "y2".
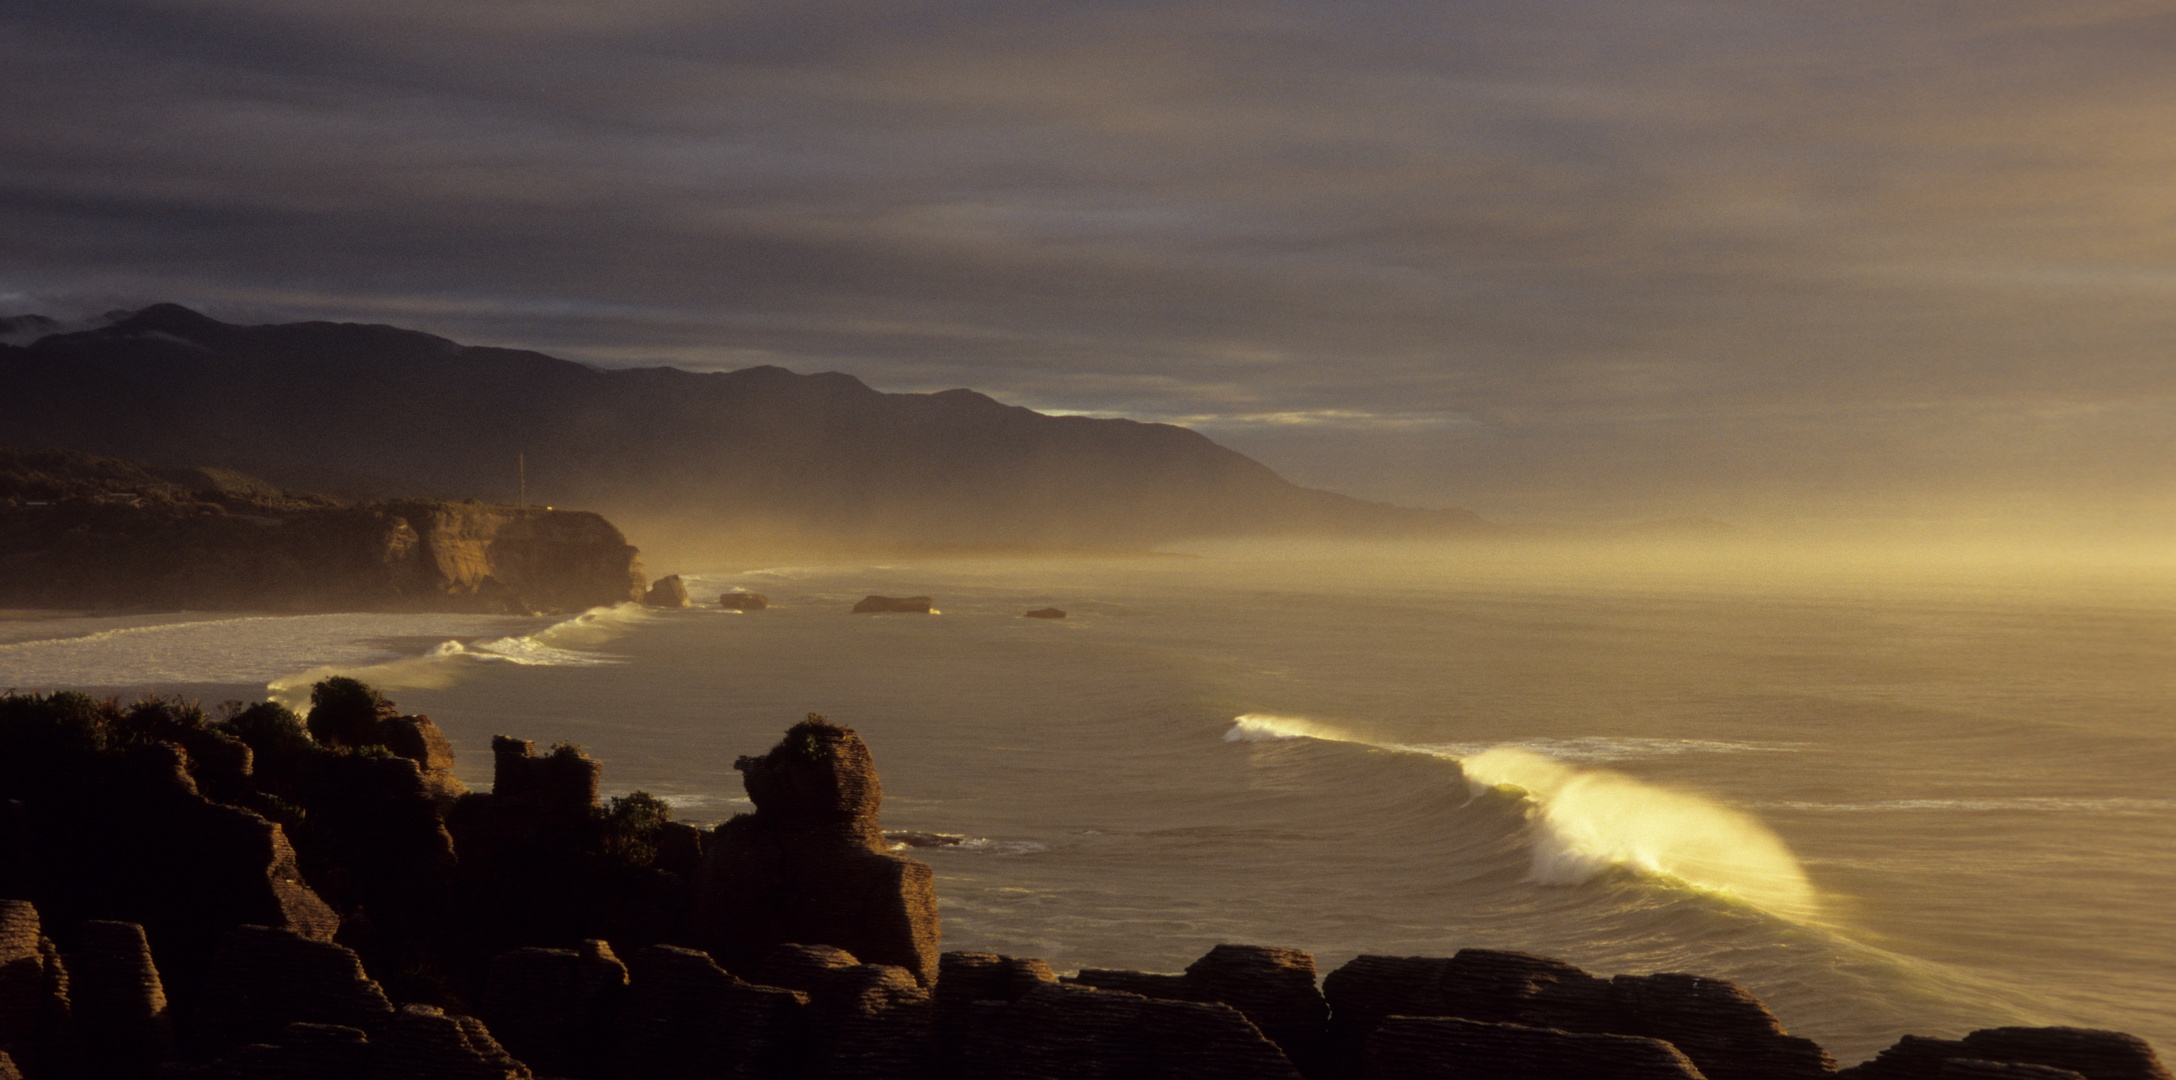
[
  {"x1": 1024, "y1": 607, "x2": 1066, "y2": 619},
  {"x1": 853, "y1": 595, "x2": 934, "y2": 614},
  {"x1": 720, "y1": 591, "x2": 769, "y2": 610}
]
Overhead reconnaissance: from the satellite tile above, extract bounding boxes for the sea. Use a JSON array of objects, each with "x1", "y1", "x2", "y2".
[{"x1": 3, "y1": 538, "x2": 2171, "y2": 1065}]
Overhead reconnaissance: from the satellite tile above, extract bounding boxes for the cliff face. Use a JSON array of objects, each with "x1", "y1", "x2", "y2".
[
  {"x1": 0, "y1": 306, "x2": 1492, "y2": 546},
  {"x1": 0, "y1": 448, "x2": 644, "y2": 613}
]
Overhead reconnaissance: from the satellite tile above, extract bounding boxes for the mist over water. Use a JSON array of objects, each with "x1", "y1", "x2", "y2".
[{"x1": 4, "y1": 536, "x2": 2172, "y2": 1063}]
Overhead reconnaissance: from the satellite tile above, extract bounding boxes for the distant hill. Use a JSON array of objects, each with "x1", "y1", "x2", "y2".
[{"x1": 0, "y1": 305, "x2": 1489, "y2": 547}]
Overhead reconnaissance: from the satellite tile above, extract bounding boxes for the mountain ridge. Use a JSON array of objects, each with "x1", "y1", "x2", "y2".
[{"x1": 0, "y1": 305, "x2": 1489, "y2": 548}]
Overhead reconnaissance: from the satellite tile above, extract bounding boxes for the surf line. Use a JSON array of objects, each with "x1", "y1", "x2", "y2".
[
  {"x1": 1225, "y1": 713, "x2": 1820, "y2": 922},
  {"x1": 265, "y1": 603, "x2": 648, "y2": 708}
]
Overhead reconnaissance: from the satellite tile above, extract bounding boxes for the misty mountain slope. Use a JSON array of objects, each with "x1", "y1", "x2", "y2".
[{"x1": 0, "y1": 305, "x2": 1488, "y2": 545}]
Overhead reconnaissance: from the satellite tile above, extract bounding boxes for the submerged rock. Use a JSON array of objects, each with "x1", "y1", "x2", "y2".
[
  {"x1": 852, "y1": 595, "x2": 933, "y2": 614},
  {"x1": 1024, "y1": 607, "x2": 1066, "y2": 619}
]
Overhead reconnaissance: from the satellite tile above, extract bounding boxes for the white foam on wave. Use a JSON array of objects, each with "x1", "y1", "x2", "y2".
[
  {"x1": 264, "y1": 603, "x2": 646, "y2": 707},
  {"x1": 0, "y1": 611, "x2": 528, "y2": 688},
  {"x1": 1222, "y1": 713, "x2": 1820, "y2": 921},
  {"x1": 1462, "y1": 746, "x2": 1819, "y2": 920},
  {"x1": 1224, "y1": 713, "x2": 1358, "y2": 743}
]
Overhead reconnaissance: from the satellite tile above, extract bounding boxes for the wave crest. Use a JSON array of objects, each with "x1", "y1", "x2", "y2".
[
  {"x1": 1461, "y1": 746, "x2": 1818, "y2": 919},
  {"x1": 266, "y1": 603, "x2": 643, "y2": 706}
]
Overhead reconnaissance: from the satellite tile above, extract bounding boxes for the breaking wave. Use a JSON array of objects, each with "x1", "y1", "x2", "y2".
[
  {"x1": 265, "y1": 603, "x2": 648, "y2": 707},
  {"x1": 1225, "y1": 713, "x2": 1820, "y2": 921}
]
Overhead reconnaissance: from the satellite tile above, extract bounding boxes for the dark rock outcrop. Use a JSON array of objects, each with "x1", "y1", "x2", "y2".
[
  {"x1": 1613, "y1": 971, "x2": 1835, "y2": 1080},
  {"x1": 369, "y1": 1003, "x2": 532, "y2": 1080},
  {"x1": 644, "y1": 575, "x2": 691, "y2": 608},
  {"x1": 1023, "y1": 608, "x2": 1066, "y2": 619},
  {"x1": 614, "y1": 943, "x2": 809, "y2": 1080},
  {"x1": 0, "y1": 901, "x2": 70, "y2": 1079},
  {"x1": 478, "y1": 942, "x2": 628, "y2": 1080},
  {"x1": 1842, "y1": 1027, "x2": 2172, "y2": 1080},
  {"x1": 68, "y1": 920, "x2": 173, "y2": 1078},
  {"x1": 853, "y1": 595, "x2": 934, "y2": 614},
  {"x1": 1363, "y1": 1016, "x2": 1707, "y2": 1080},
  {"x1": 1183, "y1": 944, "x2": 1329, "y2": 1074},
  {"x1": 720, "y1": 591, "x2": 770, "y2": 610},
  {"x1": 1323, "y1": 949, "x2": 1833, "y2": 1080},
  {"x1": 1938, "y1": 1063, "x2": 2089, "y2": 1080},
  {"x1": 1066, "y1": 943, "x2": 1327, "y2": 1074},
  {"x1": 692, "y1": 718, "x2": 941, "y2": 986},
  {"x1": 488, "y1": 738, "x2": 603, "y2": 814},
  {"x1": 957, "y1": 981, "x2": 1304, "y2": 1080},
  {"x1": 936, "y1": 952, "x2": 1058, "y2": 1071},
  {"x1": 0, "y1": 696, "x2": 341, "y2": 1009},
  {"x1": 755, "y1": 943, "x2": 933, "y2": 1080},
  {"x1": 193, "y1": 925, "x2": 395, "y2": 1058}
]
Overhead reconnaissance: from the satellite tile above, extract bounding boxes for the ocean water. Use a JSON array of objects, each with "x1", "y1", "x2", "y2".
[{"x1": 4, "y1": 541, "x2": 2172, "y2": 1064}]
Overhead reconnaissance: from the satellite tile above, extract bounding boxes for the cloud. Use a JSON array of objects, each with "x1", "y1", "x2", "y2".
[{"x1": 3, "y1": 0, "x2": 2174, "y2": 524}]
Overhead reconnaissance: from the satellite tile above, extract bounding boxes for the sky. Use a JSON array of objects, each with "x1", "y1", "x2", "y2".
[{"x1": 5, "y1": 1, "x2": 2175, "y2": 531}]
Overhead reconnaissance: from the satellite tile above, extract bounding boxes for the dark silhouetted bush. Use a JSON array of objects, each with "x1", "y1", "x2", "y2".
[
  {"x1": 306, "y1": 676, "x2": 389, "y2": 749},
  {"x1": 217, "y1": 700, "x2": 313, "y2": 758}
]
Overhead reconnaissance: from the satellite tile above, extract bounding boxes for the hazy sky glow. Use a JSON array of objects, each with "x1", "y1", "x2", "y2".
[{"x1": 5, "y1": 1, "x2": 2175, "y2": 527}]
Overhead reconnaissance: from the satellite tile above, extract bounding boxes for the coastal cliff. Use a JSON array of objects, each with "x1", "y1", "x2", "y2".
[
  {"x1": 0, "y1": 447, "x2": 644, "y2": 613},
  {"x1": 0, "y1": 682, "x2": 2166, "y2": 1079}
]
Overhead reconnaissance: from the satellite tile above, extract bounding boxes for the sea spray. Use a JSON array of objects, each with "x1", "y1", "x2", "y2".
[
  {"x1": 1460, "y1": 746, "x2": 1819, "y2": 920},
  {"x1": 1224, "y1": 712, "x2": 1358, "y2": 743}
]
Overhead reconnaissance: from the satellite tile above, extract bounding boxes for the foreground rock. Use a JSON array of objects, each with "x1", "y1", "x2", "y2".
[
  {"x1": 1321, "y1": 949, "x2": 1834, "y2": 1080},
  {"x1": 1840, "y1": 1028, "x2": 2173, "y2": 1080},
  {"x1": 692, "y1": 716, "x2": 942, "y2": 986},
  {"x1": 853, "y1": 595, "x2": 934, "y2": 614}
]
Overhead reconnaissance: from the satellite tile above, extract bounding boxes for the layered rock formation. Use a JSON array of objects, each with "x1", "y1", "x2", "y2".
[
  {"x1": 692, "y1": 716, "x2": 942, "y2": 986},
  {"x1": 0, "y1": 683, "x2": 2168, "y2": 1080},
  {"x1": 0, "y1": 446, "x2": 647, "y2": 613}
]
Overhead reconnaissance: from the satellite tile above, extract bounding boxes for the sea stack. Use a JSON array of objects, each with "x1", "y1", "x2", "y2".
[
  {"x1": 690, "y1": 716, "x2": 941, "y2": 986},
  {"x1": 642, "y1": 574, "x2": 692, "y2": 608}
]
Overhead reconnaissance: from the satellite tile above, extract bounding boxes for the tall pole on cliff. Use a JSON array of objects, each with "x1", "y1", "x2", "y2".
[{"x1": 519, "y1": 452, "x2": 527, "y2": 508}]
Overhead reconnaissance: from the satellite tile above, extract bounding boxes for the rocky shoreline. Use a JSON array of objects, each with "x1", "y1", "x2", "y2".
[{"x1": 0, "y1": 683, "x2": 2166, "y2": 1079}]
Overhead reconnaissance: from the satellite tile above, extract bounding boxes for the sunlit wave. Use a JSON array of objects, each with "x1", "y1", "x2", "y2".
[
  {"x1": 1461, "y1": 746, "x2": 1819, "y2": 920},
  {"x1": 1223, "y1": 714, "x2": 1820, "y2": 922}
]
